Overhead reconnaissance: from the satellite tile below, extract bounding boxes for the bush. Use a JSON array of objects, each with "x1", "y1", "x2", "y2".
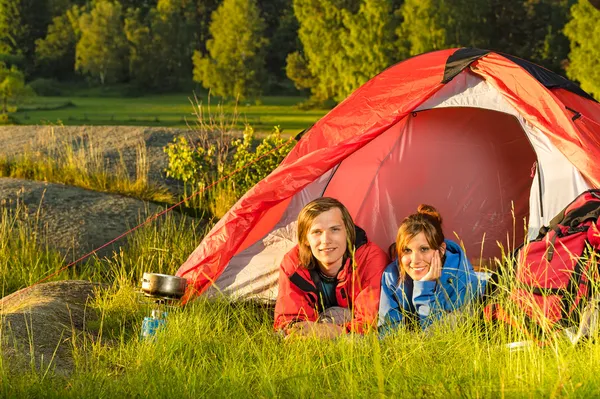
[
  {"x1": 28, "y1": 78, "x2": 63, "y2": 96},
  {"x1": 0, "y1": 113, "x2": 13, "y2": 124},
  {"x1": 164, "y1": 125, "x2": 295, "y2": 216}
]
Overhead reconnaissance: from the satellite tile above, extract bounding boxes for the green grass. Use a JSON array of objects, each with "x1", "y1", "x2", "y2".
[
  {"x1": 3, "y1": 183, "x2": 600, "y2": 396},
  {"x1": 3, "y1": 101, "x2": 600, "y2": 396},
  {"x1": 12, "y1": 93, "x2": 328, "y2": 134},
  {"x1": 3, "y1": 289, "x2": 600, "y2": 397}
]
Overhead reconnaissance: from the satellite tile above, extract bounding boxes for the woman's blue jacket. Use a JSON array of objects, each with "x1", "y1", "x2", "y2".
[{"x1": 378, "y1": 239, "x2": 486, "y2": 333}]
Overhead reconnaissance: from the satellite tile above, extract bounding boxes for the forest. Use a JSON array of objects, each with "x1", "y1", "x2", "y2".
[{"x1": 0, "y1": 0, "x2": 599, "y2": 108}]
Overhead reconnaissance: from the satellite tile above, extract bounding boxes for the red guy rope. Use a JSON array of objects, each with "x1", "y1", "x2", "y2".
[{"x1": 27, "y1": 135, "x2": 297, "y2": 289}]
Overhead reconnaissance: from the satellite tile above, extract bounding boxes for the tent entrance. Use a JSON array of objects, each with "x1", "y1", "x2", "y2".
[{"x1": 324, "y1": 107, "x2": 537, "y2": 262}]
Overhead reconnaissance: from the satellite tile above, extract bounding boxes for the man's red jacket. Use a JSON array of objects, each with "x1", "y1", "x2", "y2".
[{"x1": 273, "y1": 227, "x2": 389, "y2": 334}]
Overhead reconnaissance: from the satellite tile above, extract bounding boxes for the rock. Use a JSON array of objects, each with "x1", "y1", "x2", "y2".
[
  {"x1": 0, "y1": 280, "x2": 102, "y2": 376},
  {"x1": 0, "y1": 177, "x2": 177, "y2": 259}
]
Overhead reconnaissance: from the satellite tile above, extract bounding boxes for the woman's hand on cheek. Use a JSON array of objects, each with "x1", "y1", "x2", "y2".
[{"x1": 420, "y1": 249, "x2": 442, "y2": 281}]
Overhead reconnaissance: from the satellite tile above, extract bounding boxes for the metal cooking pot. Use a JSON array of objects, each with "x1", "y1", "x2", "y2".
[{"x1": 141, "y1": 273, "x2": 187, "y2": 299}]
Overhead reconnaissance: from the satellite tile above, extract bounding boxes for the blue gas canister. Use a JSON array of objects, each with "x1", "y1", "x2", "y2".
[{"x1": 141, "y1": 309, "x2": 167, "y2": 339}]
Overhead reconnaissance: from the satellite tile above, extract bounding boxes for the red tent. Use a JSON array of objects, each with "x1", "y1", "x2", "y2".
[{"x1": 177, "y1": 48, "x2": 600, "y2": 302}]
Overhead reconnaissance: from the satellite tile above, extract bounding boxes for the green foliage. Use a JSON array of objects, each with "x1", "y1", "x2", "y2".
[
  {"x1": 123, "y1": 0, "x2": 219, "y2": 91},
  {"x1": 227, "y1": 125, "x2": 294, "y2": 195},
  {"x1": 0, "y1": 0, "x2": 51, "y2": 74},
  {"x1": 35, "y1": 5, "x2": 83, "y2": 79},
  {"x1": 564, "y1": 0, "x2": 600, "y2": 99},
  {"x1": 0, "y1": 0, "x2": 21, "y2": 55},
  {"x1": 398, "y1": 0, "x2": 490, "y2": 56},
  {"x1": 261, "y1": 0, "x2": 301, "y2": 93},
  {"x1": 337, "y1": 0, "x2": 400, "y2": 100},
  {"x1": 289, "y1": 0, "x2": 348, "y2": 102},
  {"x1": 76, "y1": 0, "x2": 129, "y2": 85},
  {"x1": 290, "y1": 0, "x2": 400, "y2": 102},
  {"x1": 487, "y1": 0, "x2": 573, "y2": 74},
  {"x1": 28, "y1": 78, "x2": 63, "y2": 96},
  {"x1": 164, "y1": 135, "x2": 216, "y2": 187},
  {"x1": 164, "y1": 124, "x2": 295, "y2": 214},
  {"x1": 0, "y1": 61, "x2": 32, "y2": 114},
  {"x1": 285, "y1": 51, "x2": 317, "y2": 92},
  {"x1": 193, "y1": 0, "x2": 269, "y2": 99}
]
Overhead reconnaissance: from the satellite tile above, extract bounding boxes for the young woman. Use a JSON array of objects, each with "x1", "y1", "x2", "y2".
[
  {"x1": 378, "y1": 204, "x2": 486, "y2": 333},
  {"x1": 274, "y1": 197, "x2": 389, "y2": 338}
]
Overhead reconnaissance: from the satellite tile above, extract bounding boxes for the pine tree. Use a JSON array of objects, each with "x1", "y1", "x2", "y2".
[
  {"x1": 564, "y1": 0, "x2": 600, "y2": 98},
  {"x1": 193, "y1": 0, "x2": 268, "y2": 99}
]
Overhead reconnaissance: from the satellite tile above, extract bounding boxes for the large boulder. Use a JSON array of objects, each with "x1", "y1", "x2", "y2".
[
  {"x1": 0, "y1": 177, "x2": 179, "y2": 258},
  {"x1": 0, "y1": 280, "x2": 102, "y2": 375}
]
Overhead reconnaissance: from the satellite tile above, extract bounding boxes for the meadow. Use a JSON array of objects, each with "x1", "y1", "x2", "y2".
[
  {"x1": 3, "y1": 196, "x2": 600, "y2": 397},
  {"x1": 12, "y1": 91, "x2": 327, "y2": 134},
  {"x1": 2, "y1": 103, "x2": 600, "y2": 397}
]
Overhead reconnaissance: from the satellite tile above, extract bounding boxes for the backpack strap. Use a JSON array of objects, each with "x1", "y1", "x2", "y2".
[
  {"x1": 288, "y1": 272, "x2": 322, "y2": 311},
  {"x1": 542, "y1": 190, "x2": 600, "y2": 235}
]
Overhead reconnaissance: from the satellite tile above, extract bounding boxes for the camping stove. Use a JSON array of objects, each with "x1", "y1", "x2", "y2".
[{"x1": 138, "y1": 272, "x2": 187, "y2": 339}]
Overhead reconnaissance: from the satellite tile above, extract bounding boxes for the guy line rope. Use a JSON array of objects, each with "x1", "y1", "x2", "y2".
[{"x1": 27, "y1": 135, "x2": 297, "y2": 289}]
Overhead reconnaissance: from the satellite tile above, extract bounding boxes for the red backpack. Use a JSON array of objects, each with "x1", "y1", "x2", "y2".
[{"x1": 485, "y1": 189, "x2": 600, "y2": 341}]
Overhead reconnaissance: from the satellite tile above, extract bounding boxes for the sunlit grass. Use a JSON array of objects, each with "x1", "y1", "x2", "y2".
[
  {"x1": 0, "y1": 129, "x2": 174, "y2": 204},
  {"x1": 4, "y1": 288, "x2": 600, "y2": 397},
  {"x1": 12, "y1": 93, "x2": 328, "y2": 134}
]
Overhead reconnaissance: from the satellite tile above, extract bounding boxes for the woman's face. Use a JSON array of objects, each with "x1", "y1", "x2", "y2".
[
  {"x1": 400, "y1": 232, "x2": 445, "y2": 281},
  {"x1": 306, "y1": 207, "x2": 348, "y2": 277}
]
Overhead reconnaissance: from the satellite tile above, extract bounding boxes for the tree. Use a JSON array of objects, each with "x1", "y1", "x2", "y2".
[
  {"x1": 258, "y1": 0, "x2": 301, "y2": 93},
  {"x1": 487, "y1": 0, "x2": 573, "y2": 74},
  {"x1": 288, "y1": 0, "x2": 354, "y2": 102},
  {"x1": 75, "y1": 0, "x2": 129, "y2": 85},
  {"x1": 289, "y1": 0, "x2": 402, "y2": 102},
  {"x1": 564, "y1": 0, "x2": 600, "y2": 98},
  {"x1": 337, "y1": 0, "x2": 400, "y2": 100},
  {"x1": 193, "y1": 0, "x2": 269, "y2": 99},
  {"x1": 285, "y1": 51, "x2": 317, "y2": 92},
  {"x1": 0, "y1": 61, "x2": 31, "y2": 115},
  {"x1": 0, "y1": 0, "x2": 52, "y2": 75},
  {"x1": 0, "y1": 0, "x2": 21, "y2": 55},
  {"x1": 398, "y1": 0, "x2": 490, "y2": 56},
  {"x1": 35, "y1": 5, "x2": 83, "y2": 79},
  {"x1": 124, "y1": 0, "x2": 219, "y2": 91},
  {"x1": 123, "y1": 7, "x2": 157, "y2": 87}
]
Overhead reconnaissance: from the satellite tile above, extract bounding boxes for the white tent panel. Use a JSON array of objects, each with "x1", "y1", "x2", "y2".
[
  {"x1": 417, "y1": 71, "x2": 590, "y2": 237},
  {"x1": 206, "y1": 167, "x2": 337, "y2": 300}
]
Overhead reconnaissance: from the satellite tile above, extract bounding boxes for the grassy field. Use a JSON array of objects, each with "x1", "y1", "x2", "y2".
[
  {"x1": 3, "y1": 110, "x2": 600, "y2": 396},
  {"x1": 12, "y1": 93, "x2": 328, "y2": 134},
  {"x1": 2, "y1": 197, "x2": 600, "y2": 397}
]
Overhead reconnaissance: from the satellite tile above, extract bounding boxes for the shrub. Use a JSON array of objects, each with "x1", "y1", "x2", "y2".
[
  {"x1": 164, "y1": 125, "x2": 295, "y2": 216},
  {"x1": 28, "y1": 78, "x2": 63, "y2": 96}
]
